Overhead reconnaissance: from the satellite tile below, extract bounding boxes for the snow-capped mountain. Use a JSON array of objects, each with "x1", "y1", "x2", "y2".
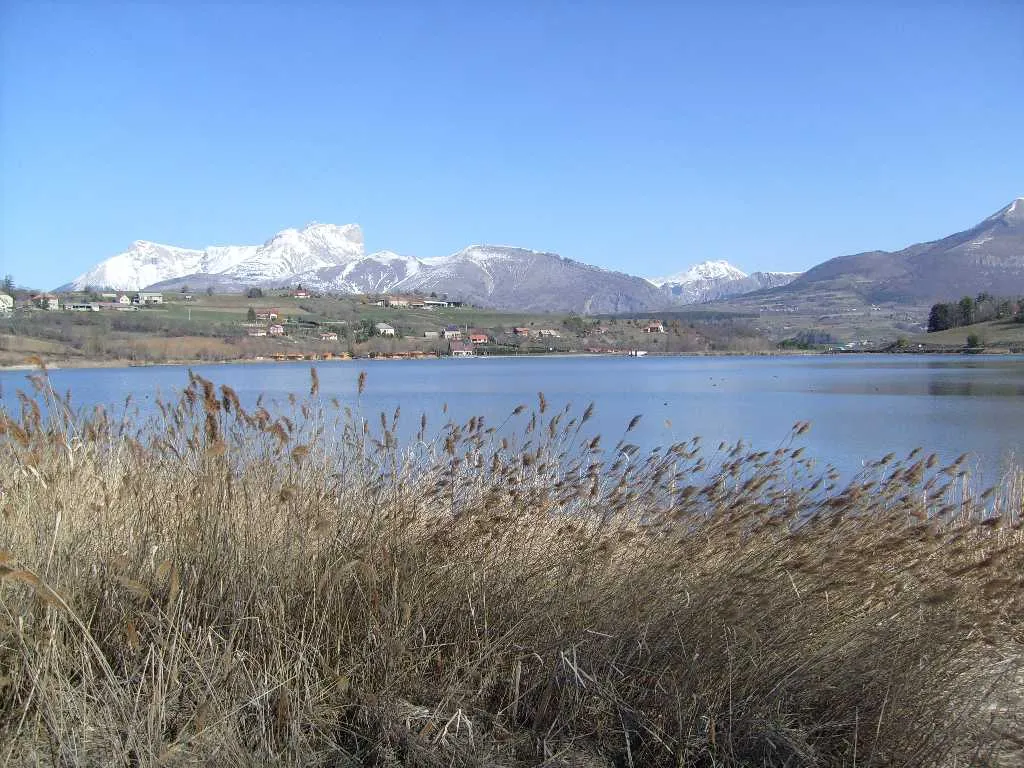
[
  {"x1": 394, "y1": 245, "x2": 668, "y2": 313},
  {"x1": 64, "y1": 223, "x2": 368, "y2": 292},
  {"x1": 648, "y1": 260, "x2": 800, "y2": 304},
  {"x1": 225, "y1": 223, "x2": 364, "y2": 282},
  {"x1": 648, "y1": 260, "x2": 748, "y2": 288},
  {"x1": 61, "y1": 225, "x2": 791, "y2": 312},
  {"x1": 65, "y1": 240, "x2": 258, "y2": 292},
  {"x1": 57, "y1": 198, "x2": 1023, "y2": 312},
  {"x1": 299, "y1": 250, "x2": 423, "y2": 294}
]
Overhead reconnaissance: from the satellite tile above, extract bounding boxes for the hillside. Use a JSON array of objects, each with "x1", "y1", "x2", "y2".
[{"x1": 769, "y1": 198, "x2": 1024, "y2": 305}]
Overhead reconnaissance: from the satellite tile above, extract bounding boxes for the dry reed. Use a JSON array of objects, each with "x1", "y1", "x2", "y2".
[{"x1": 0, "y1": 367, "x2": 1022, "y2": 767}]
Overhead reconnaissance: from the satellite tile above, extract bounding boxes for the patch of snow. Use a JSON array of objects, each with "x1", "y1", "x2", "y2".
[{"x1": 648, "y1": 260, "x2": 748, "y2": 287}]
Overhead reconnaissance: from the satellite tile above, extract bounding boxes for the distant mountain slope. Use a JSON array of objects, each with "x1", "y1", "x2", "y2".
[
  {"x1": 778, "y1": 198, "x2": 1024, "y2": 303},
  {"x1": 385, "y1": 245, "x2": 667, "y2": 313},
  {"x1": 648, "y1": 260, "x2": 800, "y2": 303}
]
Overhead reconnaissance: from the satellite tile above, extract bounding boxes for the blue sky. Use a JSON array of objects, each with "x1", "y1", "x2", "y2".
[{"x1": 2, "y1": 1, "x2": 1022, "y2": 289}]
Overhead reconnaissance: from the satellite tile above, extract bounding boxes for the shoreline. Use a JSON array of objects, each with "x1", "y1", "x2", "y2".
[{"x1": 1, "y1": 347, "x2": 1016, "y2": 373}]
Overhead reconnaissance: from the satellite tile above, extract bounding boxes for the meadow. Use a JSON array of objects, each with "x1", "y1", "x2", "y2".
[{"x1": 0, "y1": 365, "x2": 1021, "y2": 766}]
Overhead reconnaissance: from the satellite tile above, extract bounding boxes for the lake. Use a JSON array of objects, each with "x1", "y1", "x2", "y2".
[{"x1": 2, "y1": 354, "x2": 1022, "y2": 480}]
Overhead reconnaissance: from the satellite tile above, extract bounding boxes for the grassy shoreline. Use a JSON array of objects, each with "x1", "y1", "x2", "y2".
[{"x1": 1, "y1": 369, "x2": 1022, "y2": 766}]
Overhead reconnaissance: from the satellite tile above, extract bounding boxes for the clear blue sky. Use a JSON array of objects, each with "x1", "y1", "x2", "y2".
[{"x1": 2, "y1": 1, "x2": 1022, "y2": 289}]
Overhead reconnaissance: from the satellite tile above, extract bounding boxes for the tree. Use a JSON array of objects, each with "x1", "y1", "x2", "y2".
[
  {"x1": 206, "y1": 286, "x2": 215, "y2": 296},
  {"x1": 2, "y1": 274, "x2": 14, "y2": 294},
  {"x1": 181, "y1": 284, "x2": 190, "y2": 294},
  {"x1": 246, "y1": 287, "x2": 264, "y2": 299},
  {"x1": 966, "y1": 333, "x2": 982, "y2": 349},
  {"x1": 247, "y1": 307, "x2": 257, "y2": 323},
  {"x1": 928, "y1": 303, "x2": 953, "y2": 333},
  {"x1": 958, "y1": 296, "x2": 975, "y2": 326}
]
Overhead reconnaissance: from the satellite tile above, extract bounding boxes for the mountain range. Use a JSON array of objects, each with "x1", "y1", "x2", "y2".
[
  {"x1": 62, "y1": 226, "x2": 790, "y2": 313},
  {"x1": 60, "y1": 198, "x2": 1023, "y2": 313}
]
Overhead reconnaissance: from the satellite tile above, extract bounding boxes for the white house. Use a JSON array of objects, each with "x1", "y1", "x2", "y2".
[
  {"x1": 133, "y1": 291, "x2": 164, "y2": 305},
  {"x1": 375, "y1": 323, "x2": 396, "y2": 337},
  {"x1": 0, "y1": 293, "x2": 13, "y2": 313}
]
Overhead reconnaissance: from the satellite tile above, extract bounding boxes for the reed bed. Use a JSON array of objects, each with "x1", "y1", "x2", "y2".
[{"x1": 0, "y1": 366, "x2": 1022, "y2": 767}]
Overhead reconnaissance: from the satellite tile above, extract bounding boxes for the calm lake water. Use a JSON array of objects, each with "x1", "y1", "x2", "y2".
[{"x1": 2, "y1": 355, "x2": 1022, "y2": 480}]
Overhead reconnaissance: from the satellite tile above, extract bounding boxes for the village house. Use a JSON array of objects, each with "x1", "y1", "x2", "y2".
[
  {"x1": 0, "y1": 293, "x2": 13, "y2": 313},
  {"x1": 66, "y1": 302, "x2": 100, "y2": 312},
  {"x1": 267, "y1": 324, "x2": 285, "y2": 336},
  {"x1": 32, "y1": 294, "x2": 60, "y2": 311},
  {"x1": 116, "y1": 294, "x2": 132, "y2": 305},
  {"x1": 442, "y1": 325, "x2": 462, "y2": 340},
  {"x1": 319, "y1": 331, "x2": 339, "y2": 341},
  {"x1": 422, "y1": 299, "x2": 449, "y2": 309},
  {"x1": 643, "y1": 321, "x2": 666, "y2": 333},
  {"x1": 248, "y1": 328, "x2": 268, "y2": 337},
  {"x1": 450, "y1": 340, "x2": 475, "y2": 358},
  {"x1": 375, "y1": 322, "x2": 396, "y2": 337},
  {"x1": 513, "y1": 327, "x2": 531, "y2": 337},
  {"x1": 292, "y1": 289, "x2": 310, "y2": 298},
  {"x1": 423, "y1": 330, "x2": 440, "y2": 339},
  {"x1": 469, "y1": 331, "x2": 489, "y2": 345},
  {"x1": 537, "y1": 329, "x2": 561, "y2": 338},
  {"x1": 133, "y1": 291, "x2": 164, "y2": 305},
  {"x1": 256, "y1": 309, "x2": 279, "y2": 322}
]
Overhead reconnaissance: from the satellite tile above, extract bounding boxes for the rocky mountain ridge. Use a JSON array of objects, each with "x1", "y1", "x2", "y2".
[
  {"x1": 59, "y1": 198, "x2": 1023, "y2": 313},
  {"x1": 62, "y1": 225, "x2": 779, "y2": 313}
]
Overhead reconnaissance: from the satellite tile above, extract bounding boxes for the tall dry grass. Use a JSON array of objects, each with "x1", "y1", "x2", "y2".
[{"x1": 0, "y1": 366, "x2": 1022, "y2": 767}]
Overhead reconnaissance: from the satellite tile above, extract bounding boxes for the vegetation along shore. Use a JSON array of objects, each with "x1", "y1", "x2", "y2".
[
  {"x1": 3, "y1": 285, "x2": 1023, "y2": 371},
  {"x1": 1, "y1": 367, "x2": 1022, "y2": 766}
]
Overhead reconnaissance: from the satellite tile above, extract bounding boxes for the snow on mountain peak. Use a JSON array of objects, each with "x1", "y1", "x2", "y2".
[
  {"x1": 648, "y1": 260, "x2": 748, "y2": 288},
  {"x1": 984, "y1": 197, "x2": 1024, "y2": 226}
]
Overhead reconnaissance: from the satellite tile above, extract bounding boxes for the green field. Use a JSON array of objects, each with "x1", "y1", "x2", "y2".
[{"x1": 910, "y1": 318, "x2": 1024, "y2": 350}]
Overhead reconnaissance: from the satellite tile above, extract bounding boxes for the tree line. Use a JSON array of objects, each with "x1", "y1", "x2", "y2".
[{"x1": 927, "y1": 293, "x2": 1024, "y2": 332}]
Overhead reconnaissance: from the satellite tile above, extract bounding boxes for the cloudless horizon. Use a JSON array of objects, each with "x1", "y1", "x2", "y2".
[{"x1": 2, "y1": 1, "x2": 1022, "y2": 289}]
